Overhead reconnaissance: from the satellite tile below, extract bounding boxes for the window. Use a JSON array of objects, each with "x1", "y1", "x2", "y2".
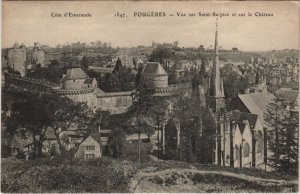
[
  {"x1": 256, "y1": 131, "x2": 263, "y2": 154},
  {"x1": 235, "y1": 145, "x2": 240, "y2": 161},
  {"x1": 257, "y1": 140, "x2": 263, "y2": 154},
  {"x1": 84, "y1": 154, "x2": 95, "y2": 158},
  {"x1": 243, "y1": 142, "x2": 250, "y2": 158},
  {"x1": 86, "y1": 145, "x2": 95, "y2": 151}
]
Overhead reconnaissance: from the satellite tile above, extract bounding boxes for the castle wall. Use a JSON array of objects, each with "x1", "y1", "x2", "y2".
[
  {"x1": 63, "y1": 79, "x2": 86, "y2": 90},
  {"x1": 60, "y1": 91, "x2": 98, "y2": 111},
  {"x1": 96, "y1": 93, "x2": 132, "y2": 114},
  {"x1": 142, "y1": 74, "x2": 168, "y2": 88},
  {"x1": 8, "y1": 48, "x2": 26, "y2": 76}
]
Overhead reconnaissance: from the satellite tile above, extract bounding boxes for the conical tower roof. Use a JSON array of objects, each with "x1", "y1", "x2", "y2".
[
  {"x1": 142, "y1": 62, "x2": 167, "y2": 75},
  {"x1": 63, "y1": 67, "x2": 88, "y2": 80}
]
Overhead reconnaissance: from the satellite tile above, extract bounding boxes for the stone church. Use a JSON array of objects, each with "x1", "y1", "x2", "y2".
[{"x1": 164, "y1": 23, "x2": 266, "y2": 168}]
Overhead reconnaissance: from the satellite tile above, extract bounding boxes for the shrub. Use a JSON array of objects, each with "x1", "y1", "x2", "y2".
[
  {"x1": 149, "y1": 176, "x2": 164, "y2": 185},
  {"x1": 1, "y1": 158, "x2": 132, "y2": 193},
  {"x1": 164, "y1": 173, "x2": 177, "y2": 186}
]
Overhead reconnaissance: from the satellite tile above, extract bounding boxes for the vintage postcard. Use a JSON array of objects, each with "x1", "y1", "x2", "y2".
[{"x1": 1, "y1": 1, "x2": 299, "y2": 193}]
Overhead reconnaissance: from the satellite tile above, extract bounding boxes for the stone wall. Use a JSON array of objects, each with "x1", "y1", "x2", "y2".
[
  {"x1": 8, "y1": 48, "x2": 26, "y2": 76},
  {"x1": 96, "y1": 92, "x2": 133, "y2": 114},
  {"x1": 63, "y1": 78, "x2": 87, "y2": 90}
]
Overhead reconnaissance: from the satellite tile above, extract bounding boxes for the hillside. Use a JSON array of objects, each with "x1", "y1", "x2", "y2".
[
  {"x1": 2, "y1": 156, "x2": 297, "y2": 193},
  {"x1": 131, "y1": 165, "x2": 297, "y2": 193}
]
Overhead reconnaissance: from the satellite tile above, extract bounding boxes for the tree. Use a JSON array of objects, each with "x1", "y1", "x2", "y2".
[
  {"x1": 113, "y1": 57, "x2": 123, "y2": 73},
  {"x1": 279, "y1": 102, "x2": 299, "y2": 175},
  {"x1": 149, "y1": 45, "x2": 173, "y2": 64},
  {"x1": 100, "y1": 66, "x2": 135, "y2": 92},
  {"x1": 129, "y1": 82, "x2": 157, "y2": 162},
  {"x1": 108, "y1": 127, "x2": 128, "y2": 158},
  {"x1": 81, "y1": 56, "x2": 91, "y2": 70},
  {"x1": 44, "y1": 94, "x2": 91, "y2": 155},
  {"x1": 263, "y1": 97, "x2": 285, "y2": 171},
  {"x1": 199, "y1": 57, "x2": 208, "y2": 84},
  {"x1": 147, "y1": 96, "x2": 169, "y2": 158},
  {"x1": 180, "y1": 120, "x2": 197, "y2": 162},
  {"x1": 27, "y1": 65, "x2": 66, "y2": 83},
  {"x1": 12, "y1": 93, "x2": 52, "y2": 158},
  {"x1": 90, "y1": 109, "x2": 110, "y2": 133},
  {"x1": 198, "y1": 45, "x2": 205, "y2": 52}
]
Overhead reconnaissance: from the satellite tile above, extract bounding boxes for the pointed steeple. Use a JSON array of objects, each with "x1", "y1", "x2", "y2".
[
  {"x1": 209, "y1": 19, "x2": 225, "y2": 113},
  {"x1": 212, "y1": 19, "x2": 224, "y2": 98}
]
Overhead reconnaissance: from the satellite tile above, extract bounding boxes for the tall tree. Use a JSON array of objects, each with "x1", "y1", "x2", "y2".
[
  {"x1": 113, "y1": 57, "x2": 123, "y2": 73},
  {"x1": 129, "y1": 82, "x2": 157, "y2": 162},
  {"x1": 279, "y1": 102, "x2": 299, "y2": 175},
  {"x1": 81, "y1": 56, "x2": 92, "y2": 70},
  {"x1": 263, "y1": 97, "x2": 285, "y2": 171}
]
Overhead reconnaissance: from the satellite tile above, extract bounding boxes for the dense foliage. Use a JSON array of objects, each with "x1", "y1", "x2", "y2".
[
  {"x1": 264, "y1": 97, "x2": 299, "y2": 175},
  {"x1": 1, "y1": 158, "x2": 136, "y2": 193}
]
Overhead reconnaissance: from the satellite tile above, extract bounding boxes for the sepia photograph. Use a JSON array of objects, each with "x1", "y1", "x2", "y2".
[{"x1": 1, "y1": 1, "x2": 299, "y2": 193}]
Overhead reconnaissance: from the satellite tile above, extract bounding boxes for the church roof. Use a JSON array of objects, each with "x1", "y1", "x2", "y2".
[
  {"x1": 232, "y1": 110, "x2": 258, "y2": 129},
  {"x1": 142, "y1": 62, "x2": 167, "y2": 75},
  {"x1": 64, "y1": 67, "x2": 89, "y2": 80},
  {"x1": 238, "y1": 92, "x2": 275, "y2": 122}
]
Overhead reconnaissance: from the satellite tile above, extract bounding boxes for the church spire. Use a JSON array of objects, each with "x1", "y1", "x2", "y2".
[
  {"x1": 209, "y1": 18, "x2": 225, "y2": 113},
  {"x1": 213, "y1": 19, "x2": 224, "y2": 98}
]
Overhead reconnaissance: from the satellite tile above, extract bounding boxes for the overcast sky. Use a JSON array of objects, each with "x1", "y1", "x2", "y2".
[{"x1": 2, "y1": 1, "x2": 299, "y2": 51}]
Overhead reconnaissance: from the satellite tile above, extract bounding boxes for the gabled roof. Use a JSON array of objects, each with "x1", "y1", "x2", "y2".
[
  {"x1": 276, "y1": 88, "x2": 299, "y2": 104},
  {"x1": 238, "y1": 92, "x2": 275, "y2": 121},
  {"x1": 63, "y1": 67, "x2": 89, "y2": 80},
  {"x1": 142, "y1": 62, "x2": 167, "y2": 75},
  {"x1": 232, "y1": 110, "x2": 258, "y2": 129},
  {"x1": 82, "y1": 132, "x2": 102, "y2": 145}
]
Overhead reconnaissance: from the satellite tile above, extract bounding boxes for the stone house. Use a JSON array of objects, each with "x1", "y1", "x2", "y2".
[{"x1": 75, "y1": 133, "x2": 102, "y2": 159}]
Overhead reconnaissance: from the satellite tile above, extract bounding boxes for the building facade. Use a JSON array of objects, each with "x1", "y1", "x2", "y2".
[{"x1": 8, "y1": 43, "x2": 27, "y2": 76}]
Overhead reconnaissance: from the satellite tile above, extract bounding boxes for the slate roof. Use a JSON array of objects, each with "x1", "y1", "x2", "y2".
[
  {"x1": 142, "y1": 62, "x2": 167, "y2": 75},
  {"x1": 82, "y1": 132, "x2": 102, "y2": 145},
  {"x1": 232, "y1": 110, "x2": 258, "y2": 129},
  {"x1": 84, "y1": 78, "x2": 94, "y2": 84},
  {"x1": 276, "y1": 88, "x2": 299, "y2": 104},
  {"x1": 238, "y1": 92, "x2": 275, "y2": 122},
  {"x1": 63, "y1": 67, "x2": 88, "y2": 80}
]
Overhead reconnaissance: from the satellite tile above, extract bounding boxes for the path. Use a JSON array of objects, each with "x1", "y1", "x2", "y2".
[{"x1": 129, "y1": 159, "x2": 298, "y2": 192}]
